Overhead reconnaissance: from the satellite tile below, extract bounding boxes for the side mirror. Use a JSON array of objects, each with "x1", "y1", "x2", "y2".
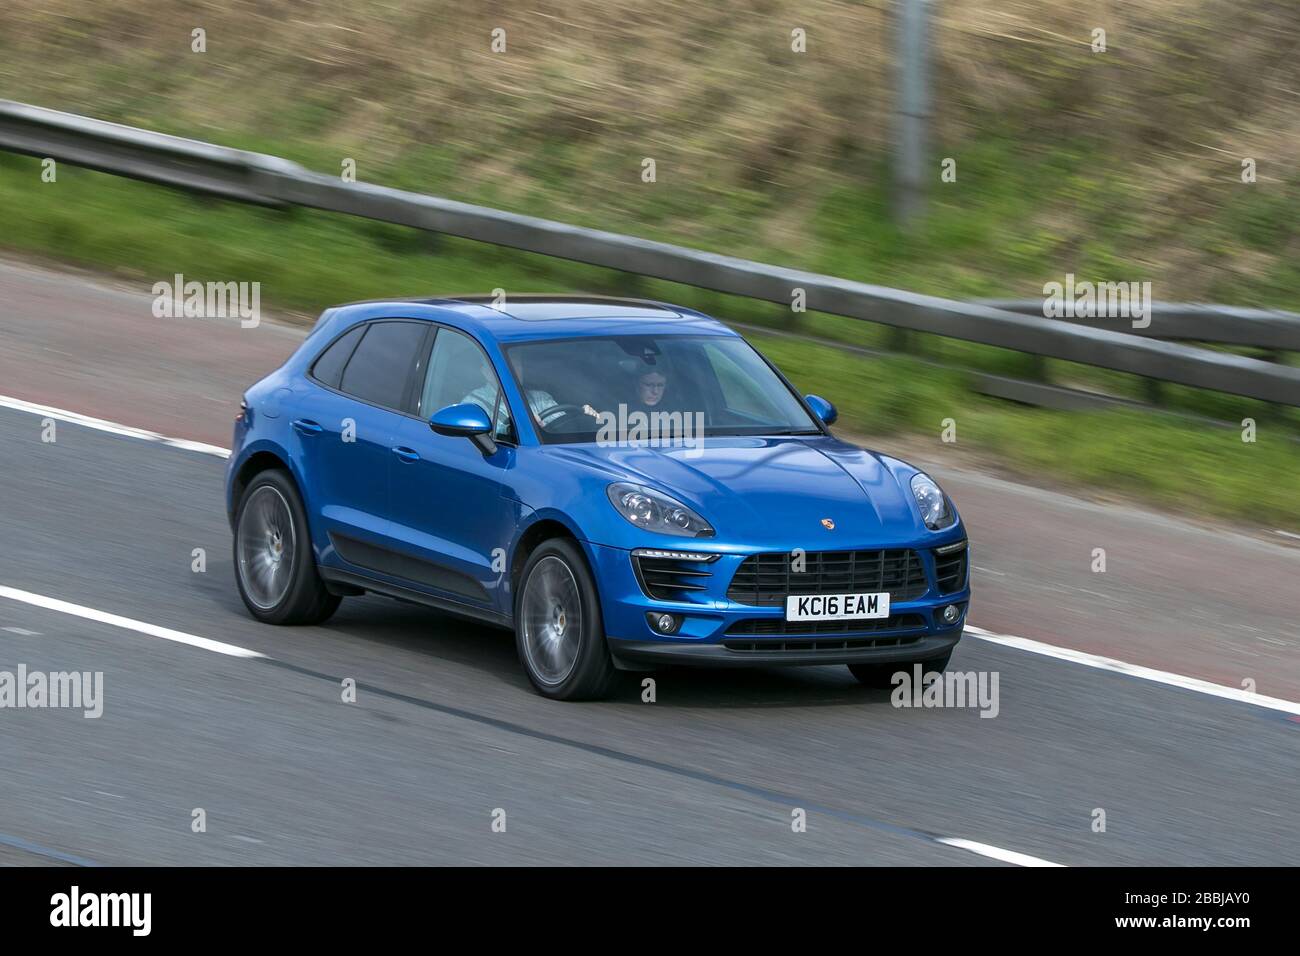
[
  {"x1": 430, "y1": 403, "x2": 497, "y2": 455},
  {"x1": 804, "y1": 394, "x2": 838, "y2": 426}
]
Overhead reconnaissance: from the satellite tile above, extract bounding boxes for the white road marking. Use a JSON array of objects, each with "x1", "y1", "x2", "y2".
[
  {"x1": 0, "y1": 582, "x2": 1068, "y2": 868},
  {"x1": 1, "y1": 396, "x2": 1295, "y2": 719},
  {"x1": 1275, "y1": 530, "x2": 1300, "y2": 541},
  {"x1": 0, "y1": 587, "x2": 1066, "y2": 868},
  {"x1": 972, "y1": 565, "x2": 1006, "y2": 576},
  {"x1": 936, "y1": 837, "x2": 1065, "y2": 868},
  {"x1": 0, "y1": 393, "x2": 230, "y2": 458},
  {"x1": 966, "y1": 623, "x2": 1300, "y2": 716},
  {"x1": 1, "y1": 626, "x2": 40, "y2": 636},
  {"x1": 0, "y1": 586, "x2": 265, "y2": 659}
]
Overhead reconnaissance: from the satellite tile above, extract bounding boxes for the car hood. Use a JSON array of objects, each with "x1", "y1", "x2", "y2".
[{"x1": 548, "y1": 436, "x2": 934, "y2": 550}]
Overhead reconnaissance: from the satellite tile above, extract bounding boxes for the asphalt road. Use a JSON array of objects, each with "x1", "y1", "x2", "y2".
[
  {"x1": 0, "y1": 257, "x2": 1297, "y2": 865},
  {"x1": 2, "y1": 382, "x2": 1299, "y2": 866},
  {"x1": 2, "y1": 256, "x2": 1296, "y2": 697}
]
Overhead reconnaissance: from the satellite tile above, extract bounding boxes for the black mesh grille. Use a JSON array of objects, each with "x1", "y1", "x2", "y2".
[
  {"x1": 632, "y1": 554, "x2": 714, "y2": 602},
  {"x1": 725, "y1": 613, "x2": 926, "y2": 636},
  {"x1": 727, "y1": 549, "x2": 927, "y2": 607},
  {"x1": 722, "y1": 633, "x2": 926, "y2": 653},
  {"x1": 933, "y1": 544, "x2": 968, "y2": 594}
]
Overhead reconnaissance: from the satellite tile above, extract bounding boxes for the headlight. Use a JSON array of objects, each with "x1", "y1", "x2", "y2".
[
  {"x1": 607, "y1": 482, "x2": 714, "y2": 538},
  {"x1": 910, "y1": 473, "x2": 954, "y2": 530}
]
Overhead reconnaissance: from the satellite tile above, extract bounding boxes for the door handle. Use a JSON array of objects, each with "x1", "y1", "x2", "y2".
[
  {"x1": 391, "y1": 446, "x2": 421, "y2": 463},
  {"x1": 292, "y1": 419, "x2": 323, "y2": 435}
]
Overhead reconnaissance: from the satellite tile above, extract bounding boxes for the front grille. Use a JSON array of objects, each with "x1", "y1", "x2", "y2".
[
  {"x1": 723, "y1": 633, "x2": 925, "y2": 653},
  {"x1": 725, "y1": 612, "x2": 926, "y2": 636},
  {"x1": 632, "y1": 553, "x2": 715, "y2": 602},
  {"x1": 727, "y1": 549, "x2": 927, "y2": 607},
  {"x1": 933, "y1": 543, "x2": 968, "y2": 594}
]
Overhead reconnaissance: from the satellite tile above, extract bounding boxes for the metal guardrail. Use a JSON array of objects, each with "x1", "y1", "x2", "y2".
[
  {"x1": 978, "y1": 300, "x2": 1300, "y2": 351},
  {"x1": 1, "y1": 99, "x2": 1297, "y2": 407}
]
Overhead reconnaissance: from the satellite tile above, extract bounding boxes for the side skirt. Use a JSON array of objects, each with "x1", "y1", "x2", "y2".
[{"x1": 319, "y1": 567, "x2": 512, "y2": 630}]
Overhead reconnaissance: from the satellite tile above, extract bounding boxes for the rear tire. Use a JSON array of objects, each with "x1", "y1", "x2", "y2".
[
  {"x1": 233, "y1": 469, "x2": 340, "y2": 625},
  {"x1": 848, "y1": 650, "x2": 952, "y2": 688},
  {"x1": 514, "y1": 538, "x2": 618, "y2": 700}
]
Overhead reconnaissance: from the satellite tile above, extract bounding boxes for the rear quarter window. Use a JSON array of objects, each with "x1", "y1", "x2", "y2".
[{"x1": 310, "y1": 325, "x2": 365, "y2": 390}]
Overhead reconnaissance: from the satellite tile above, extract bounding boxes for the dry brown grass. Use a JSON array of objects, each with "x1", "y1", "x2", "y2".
[
  {"x1": 0, "y1": 0, "x2": 1296, "y2": 297},
  {"x1": 4, "y1": 1, "x2": 1293, "y2": 160}
]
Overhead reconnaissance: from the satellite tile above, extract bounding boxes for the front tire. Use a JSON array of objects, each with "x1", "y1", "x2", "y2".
[
  {"x1": 233, "y1": 469, "x2": 340, "y2": 625},
  {"x1": 848, "y1": 650, "x2": 952, "y2": 688},
  {"x1": 514, "y1": 539, "x2": 617, "y2": 700}
]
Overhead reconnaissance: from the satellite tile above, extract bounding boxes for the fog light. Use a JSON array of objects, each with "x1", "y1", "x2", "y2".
[
  {"x1": 941, "y1": 604, "x2": 961, "y2": 625},
  {"x1": 647, "y1": 611, "x2": 681, "y2": 635}
]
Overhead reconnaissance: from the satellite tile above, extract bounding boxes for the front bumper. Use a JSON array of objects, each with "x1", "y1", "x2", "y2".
[
  {"x1": 584, "y1": 538, "x2": 970, "y2": 670},
  {"x1": 609, "y1": 629, "x2": 962, "y2": 668}
]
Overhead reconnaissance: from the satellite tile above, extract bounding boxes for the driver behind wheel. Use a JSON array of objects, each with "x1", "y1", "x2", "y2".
[{"x1": 460, "y1": 356, "x2": 594, "y2": 433}]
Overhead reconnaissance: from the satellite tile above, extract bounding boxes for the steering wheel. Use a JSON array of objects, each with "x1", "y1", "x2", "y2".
[{"x1": 536, "y1": 403, "x2": 592, "y2": 428}]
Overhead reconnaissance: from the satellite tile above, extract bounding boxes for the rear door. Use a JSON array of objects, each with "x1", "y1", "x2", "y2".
[{"x1": 294, "y1": 319, "x2": 430, "y2": 558}]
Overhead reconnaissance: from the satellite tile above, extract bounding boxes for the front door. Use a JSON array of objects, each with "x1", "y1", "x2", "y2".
[{"x1": 386, "y1": 325, "x2": 518, "y2": 613}]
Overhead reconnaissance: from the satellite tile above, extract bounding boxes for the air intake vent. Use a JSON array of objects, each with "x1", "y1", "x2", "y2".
[
  {"x1": 722, "y1": 633, "x2": 926, "y2": 653},
  {"x1": 933, "y1": 543, "x2": 968, "y2": 595},
  {"x1": 632, "y1": 550, "x2": 716, "y2": 602},
  {"x1": 725, "y1": 613, "x2": 926, "y2": 636}
]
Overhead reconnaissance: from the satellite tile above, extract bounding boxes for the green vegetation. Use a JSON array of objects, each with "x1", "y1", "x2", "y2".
[
  {"x1": 0, "y1": 0, "x2": 1295, "y2": 526},
  {"x1": 2, "y1": 153, "x2": 1293, "y2": 527}
]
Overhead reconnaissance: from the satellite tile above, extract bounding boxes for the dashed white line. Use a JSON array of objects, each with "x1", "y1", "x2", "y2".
[
  {"x1": 0, "y1": 393, "x2": 230, "y2": 458},
  {"x1": 935, "y1": 838, "x2": 1065, "y2": 867},
  {"x1": 1, "y1": 626, "x2": 40, "y2": 636},
  {"x1": 1, "y1": 396, "x2": 1296, "y2": 719},
  {"x1": 0, "y1": 582, "x2": 1067, "y2": 868},
  {"x1": 966, "y1": 623, "x2": 1300, "y2": 715},
  {"x1": 0, "y1": 586, "x2": 265, "y2": 659},
  {"x1": 0, "y1": 582, "x2": 1068, "y2": 867}
]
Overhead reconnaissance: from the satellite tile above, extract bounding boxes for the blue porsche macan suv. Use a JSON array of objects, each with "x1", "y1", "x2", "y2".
[{"x1": 225, "y1": 296, "x2": 970, "y2": 699}]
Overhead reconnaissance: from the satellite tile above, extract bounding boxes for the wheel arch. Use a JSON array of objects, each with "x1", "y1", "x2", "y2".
[
  {"x1": 228, "y1": 445, "x2": 307, "y2": 530},
  {"x1": 509, "y1": 517, "x2": 582, "y2": 603}
]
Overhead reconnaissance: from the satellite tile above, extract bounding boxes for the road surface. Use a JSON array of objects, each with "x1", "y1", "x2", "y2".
[{"x1": 0, "y1": 256, "x2": 1296, "y2": 865}]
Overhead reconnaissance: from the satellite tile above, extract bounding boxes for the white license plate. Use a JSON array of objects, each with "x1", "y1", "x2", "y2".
[{"x1": 785, "y1": 592, "x2": 891, "y2": 621}]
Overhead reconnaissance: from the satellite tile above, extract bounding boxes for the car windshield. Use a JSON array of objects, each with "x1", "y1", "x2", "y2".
[{"x1": 502, "y1": 334, "x2": 821, "y2": 444}]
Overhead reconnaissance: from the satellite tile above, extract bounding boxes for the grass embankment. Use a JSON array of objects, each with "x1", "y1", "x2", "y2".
[
  {"x1": 0, "y1": 0, "x2": 1296, "y2": 525},
  {"x1": 2, "y1": 154, "x2": 1294, "y2": 528}
]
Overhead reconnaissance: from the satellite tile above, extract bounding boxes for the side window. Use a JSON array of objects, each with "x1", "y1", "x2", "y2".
[
  {"x1": 420, "y1": 328, "x2": 514, "y2": 441},
  {"x1": 337, "y1": 321, "x2": 427, "y2": 410},
  {"x1": 310, "y1": 325, "x2": 365, "y2": 390}
]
